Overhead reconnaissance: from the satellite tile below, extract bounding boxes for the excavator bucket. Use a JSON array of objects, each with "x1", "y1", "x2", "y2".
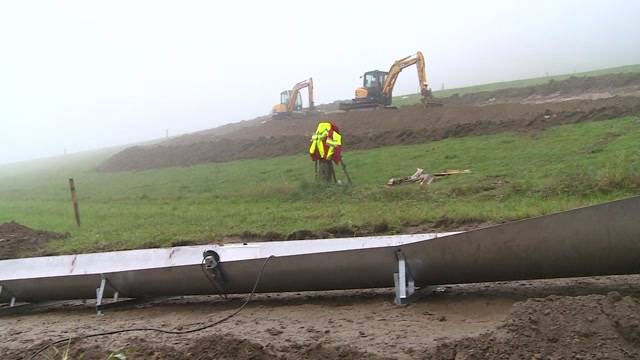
[
  {"x1": 421, "y1": 96, "x2": 443, "y2": 107},
  {"x1": 420, "y1": 89, "x2": 443, "y2": 108}
]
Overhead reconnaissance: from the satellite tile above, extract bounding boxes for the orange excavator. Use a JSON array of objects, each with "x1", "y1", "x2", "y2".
[
  {"x1": 272, "y1": 78, "x2": 317, "y2": 119},
  {"x1": 339, "y1": 51, "x2": 441, "y2": 111}
]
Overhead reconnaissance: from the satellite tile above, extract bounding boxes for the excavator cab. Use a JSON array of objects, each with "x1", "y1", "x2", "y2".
[
  {"x1": 341, "y1": 70, "x2": 390, "y2": 110},
  {"x1": 361, "y1": 70, "x2": 390, "y2": 106},
  {"x1": 272, "y1": 78, "x2": 316, "y2": 119},
  {"x1": 272, "y1": 90, "x2": 303, "y2": 117},
  {"x1": 280, "y1": 90, "x2": 303, "y2": 112}
]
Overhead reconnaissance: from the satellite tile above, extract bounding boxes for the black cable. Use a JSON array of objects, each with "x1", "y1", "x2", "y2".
[{"x1": 29, "y1": 255, "x2": 274, "y2": 359}]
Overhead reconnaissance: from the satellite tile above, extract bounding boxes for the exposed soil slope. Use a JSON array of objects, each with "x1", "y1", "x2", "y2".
[
  {"x1": 159, "y1": 72, "x2": 640, "y2": 146},
  {"x1": 98, "y1": 96, "x2": 640, "y2": 171},
  {"x1": 0, "y1": 222, "x2": 67, "y2": 260},
  {"x1": 443, "y1": 72, "x2": 640, "y2": 105}
]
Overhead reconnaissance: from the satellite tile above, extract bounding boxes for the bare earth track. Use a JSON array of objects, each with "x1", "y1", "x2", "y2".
[
  {"x1": 1, "y1": 276, "x2": 639, "y2": 359},
  {"x1": 98, "y1": 73, "x2": 640, "y2": 172}
]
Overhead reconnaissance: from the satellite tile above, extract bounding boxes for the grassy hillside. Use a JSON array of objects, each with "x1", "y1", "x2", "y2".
[
  {"x1": 391, "y1": 64, "x2": 640, "y2": 107},
  {"x1": 1, "y1": 116, "x2": 639, "y2": 254}
]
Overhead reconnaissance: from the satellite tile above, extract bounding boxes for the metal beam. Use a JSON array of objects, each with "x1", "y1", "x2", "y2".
[
  {"x1": 0, "y1": 196, "x2": 639, "y2": 304},
  {"x1": 0, "y1": 233, "x2": 458, "y2": 302}
]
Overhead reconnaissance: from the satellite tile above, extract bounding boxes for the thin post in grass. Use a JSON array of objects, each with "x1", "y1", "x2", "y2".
[
  {"x1": 317, "y1": 160, "x2": 335, "y2": 183},
  {"x1": 68, "y1": 178, "x2": 81, "y2": 227}
]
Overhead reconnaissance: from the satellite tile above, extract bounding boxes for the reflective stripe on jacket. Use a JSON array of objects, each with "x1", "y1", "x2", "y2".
[{"x1": 309, "y1": 122, "x2": 342, "y2": 162}]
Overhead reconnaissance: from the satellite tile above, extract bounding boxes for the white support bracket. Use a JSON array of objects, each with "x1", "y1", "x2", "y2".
[
  {"x1": 0, "y1": 284, "x2": 17, "y2": 307},
  {"x1": 394, "y1": 250, "x2": 415, "y2": 305},
  {"x1": 95, "y1": 276, "x2": 107, "y2": 315},
  {"x1": 95, "y1": 275, "x2": 132, "y2": 314}
]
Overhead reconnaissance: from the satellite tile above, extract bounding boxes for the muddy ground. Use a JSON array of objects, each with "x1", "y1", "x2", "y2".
[
  {"x1": 443, "y1": 72, "x2": 640, "y2": 106},
  {"x1": 5, "y1": 74, "x2": 640, "y2": 359},
  {"x1": 98, "y1": 72, "x2": 640, "y2": 172},
  {"x1": 0, "y1": 222, "x2": 67, "y2": 260},
  {"x1": 2, "y1": 275, "x2": 639, "y2": 359}
]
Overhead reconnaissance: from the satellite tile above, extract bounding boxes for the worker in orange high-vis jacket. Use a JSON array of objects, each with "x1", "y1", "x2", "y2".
[
  {"x1": 309, "y1": 121, "x2": 351, "y2": 184},
  {"x1": 309, "y1": 122, "x2": 342, "y2": 163}
]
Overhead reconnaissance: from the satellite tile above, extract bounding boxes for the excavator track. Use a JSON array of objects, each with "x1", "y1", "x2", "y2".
[{"x1": 339, "y1": 101, "x2": 397, "y2": 111}]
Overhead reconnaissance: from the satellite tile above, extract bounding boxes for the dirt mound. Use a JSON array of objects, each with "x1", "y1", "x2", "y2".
[
  {"x1": 279, "y1": 342, "x2": 390, "y2": 360},
  {"x1": 162, "y1": 72, "x2": 640, "y2": 147},
  {"x1": 428, "y1": 293, "x2": 640, "y2": 359},
  {"x1": 0, "y1": 221, "x2": 68, "y2": 260},
  {"x1": 98, "y1": 96, "x2": 640, "y2": 172},
  {"x1": 61, "y1": 335, "x2": 277, "y2": 360},
  {"x1": 164, "y1": 115, "x2": 272, "y2": 147},
  {"x1": 444, "y1": 72, "x2": 640, "y2": 106},
  {"x1": 28, "y1": 334, "x2": 389, "y2": 360}
]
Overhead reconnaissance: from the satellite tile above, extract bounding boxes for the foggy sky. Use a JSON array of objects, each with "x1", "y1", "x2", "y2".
[{"x1": 1, "y1": 0, "x2": 639, "y2": 165}]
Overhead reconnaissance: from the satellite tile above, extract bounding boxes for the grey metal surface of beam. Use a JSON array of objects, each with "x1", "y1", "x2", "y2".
[
  {"x1": 1, "y1": 196, "x2": 639, "y2": 304},
  {"x1": 402, "y1": 195, "x2": 640, "y2": 285},
  {"x1": 0, "y1": 233, "x2": 457, "y2": 302},
  {"x1": 217, "y1": 195, "x2": 640, "y2": 292}
]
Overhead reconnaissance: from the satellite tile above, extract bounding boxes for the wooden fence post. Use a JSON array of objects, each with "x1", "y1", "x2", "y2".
[{"x1": 68, "y1": 178, "x2": 81, "y2": 227}]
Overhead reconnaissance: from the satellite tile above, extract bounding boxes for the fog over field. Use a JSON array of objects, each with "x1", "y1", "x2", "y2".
[{"x1": 1, "y1": 0, "x2": 639, "y2": 165}]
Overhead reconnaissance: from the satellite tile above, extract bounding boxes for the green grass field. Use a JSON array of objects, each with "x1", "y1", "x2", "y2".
[
  {"x1": 392, "y1": 64, "x2": 640, "y2": 107},
  {"x1": 1, "y1": 116, "x2": 639, "y2": 254}
]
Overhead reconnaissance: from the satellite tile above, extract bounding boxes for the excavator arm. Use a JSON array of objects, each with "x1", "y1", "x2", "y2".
[
  {"x1": 382, "y1": 51, "x2": 431, "y2": 99},
  {"x1": 287, "y1": 78, "x2": 315, "y2": 112}
]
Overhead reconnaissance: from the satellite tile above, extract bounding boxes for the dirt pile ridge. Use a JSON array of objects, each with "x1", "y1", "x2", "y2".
[
  {"x1": 159, "y1": 72, "x2": 640, "y2": 147},
  {"x1": 443, "y1": 72, "x2": 640, "y2": 106},
  {"x1": 41, "y1": 334, "x2": 390, "y2": 360},
  {"x1": 0, "y1": 221, "x2": 68, "y2": 260},
  {"x1": 429, "y1": 292, "x2": 640, "y2": 359},
  {"x1": 98, "y1": 96, "x2": 640, "y2": 172}
]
